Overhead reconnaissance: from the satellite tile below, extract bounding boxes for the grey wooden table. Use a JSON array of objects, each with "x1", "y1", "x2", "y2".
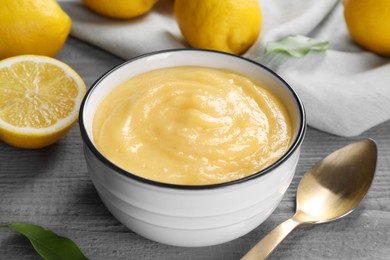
[{"x1": 1, "y1": 37, "x2": 389, "y2": 260}]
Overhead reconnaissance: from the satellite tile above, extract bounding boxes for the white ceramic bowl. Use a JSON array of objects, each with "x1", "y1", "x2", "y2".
[{"x1": 79, "y1": 49, "x2": 306, "y2": 247}]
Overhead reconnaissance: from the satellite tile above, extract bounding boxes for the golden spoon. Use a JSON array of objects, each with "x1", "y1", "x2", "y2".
[{"x1": 242, "y1": 138, "x2": 377, "y2": 260}]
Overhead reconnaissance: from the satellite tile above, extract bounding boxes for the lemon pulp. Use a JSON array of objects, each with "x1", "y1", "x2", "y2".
[{"x1": 0, "y1": 55, "x2": 86, "y2": 148}]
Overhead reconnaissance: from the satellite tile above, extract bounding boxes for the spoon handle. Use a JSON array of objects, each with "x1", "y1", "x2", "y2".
[{"x1": 241, "y1": 218, "x2": 301, "y2": 260}]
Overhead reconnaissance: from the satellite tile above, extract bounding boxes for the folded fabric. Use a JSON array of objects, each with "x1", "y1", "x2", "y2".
[{"x1": 59, "y1": 0, "x2": 390, "y2": 137}]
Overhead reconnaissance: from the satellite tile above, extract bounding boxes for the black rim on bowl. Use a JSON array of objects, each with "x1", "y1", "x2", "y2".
[{"x1": 79, "y1": 48, "x2": 306, "y2": 190}]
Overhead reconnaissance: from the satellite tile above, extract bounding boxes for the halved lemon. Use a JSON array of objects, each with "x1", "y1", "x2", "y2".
[{"x1": 0, "y1": 55, "x2": 86, "y2": 148}]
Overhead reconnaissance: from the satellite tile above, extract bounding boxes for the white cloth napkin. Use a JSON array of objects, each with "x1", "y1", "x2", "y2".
[{"x1": 59, "y1": 0, "x2": 390, "y2": 137}]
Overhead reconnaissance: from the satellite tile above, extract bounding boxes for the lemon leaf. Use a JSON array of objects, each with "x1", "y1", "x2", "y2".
[
  {"x1": 265, "y1": 35, "x2": 330, "y2": 57},
  {"x1": 0, "y1": 222, "x2": 88, "y2": 260}
]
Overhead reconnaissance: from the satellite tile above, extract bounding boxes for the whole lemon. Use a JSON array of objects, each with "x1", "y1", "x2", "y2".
[
  {"x1": 0, "y1": 0, "x2": 71, "y2": 59},
  {"x1": 344, "y1": 0, "x2": 390, "y2": 56},
  {"x1": 174, "y1": 0, "x2": 262, "y2": 55},
  {"x1": 82, "y1": 0, "x2": 158, "y2": 19}
]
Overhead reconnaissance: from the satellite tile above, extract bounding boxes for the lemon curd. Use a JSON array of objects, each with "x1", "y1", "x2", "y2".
[{"x1": 93, "y1": 67, "x2": 292, "y2": 185}]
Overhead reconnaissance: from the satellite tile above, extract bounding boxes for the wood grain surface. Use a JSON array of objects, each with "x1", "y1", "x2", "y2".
[{"x1": 1, "y1": 37, "x2": 389, "y2": 260}]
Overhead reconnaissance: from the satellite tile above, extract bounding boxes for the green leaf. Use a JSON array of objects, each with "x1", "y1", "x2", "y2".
[
  {"x1": 1, "y1": 222, "x2": 88, "y2": 260},
  {"x1": 265, "y1": 35, "x2": 330, "y2": 57}
]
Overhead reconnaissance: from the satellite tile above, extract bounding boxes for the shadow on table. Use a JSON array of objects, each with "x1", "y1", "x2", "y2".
[
  {"x1": 0, "y1": 230, "x2": 41, "y2": 260},
  {"x1": 0, "y1": 142, "x2": 59, "y2": 179}
]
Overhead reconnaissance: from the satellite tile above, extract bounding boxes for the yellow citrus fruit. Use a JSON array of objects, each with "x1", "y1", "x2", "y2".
[
  {"x1": 344, "y1": 0, "x2": 390, "y2": 56},
  {"x1": 0, "y1": 55, "x2": 86, "y2": 149},
  {"x1": 174, "y1": 0, "x2": 262, "y2": 55},
  {"x1": 82, "y1": 0, "x2": 158, "y2": 19},
  {"x1": 0, "y1": 0, "x2": 71, "y2": 59}
]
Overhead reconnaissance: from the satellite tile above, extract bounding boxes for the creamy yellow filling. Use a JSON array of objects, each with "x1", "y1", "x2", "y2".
[{"x1": 93, "y1": 66, "x2": 292, "y2": 185}]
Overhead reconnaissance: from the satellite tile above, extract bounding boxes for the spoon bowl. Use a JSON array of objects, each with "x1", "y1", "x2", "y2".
[{"x1": 242, "y1": 139, "x2": 377, "y2": 259}]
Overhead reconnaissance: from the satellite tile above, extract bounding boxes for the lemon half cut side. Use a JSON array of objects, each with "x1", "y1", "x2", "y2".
[{"x1": 0, "y1": 55, "x2": 86, "y2": 149}]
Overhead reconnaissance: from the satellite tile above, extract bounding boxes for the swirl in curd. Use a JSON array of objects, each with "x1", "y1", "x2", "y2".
[{"x1": 93, "y1": 66, "x2": 292, "y2": 185}]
